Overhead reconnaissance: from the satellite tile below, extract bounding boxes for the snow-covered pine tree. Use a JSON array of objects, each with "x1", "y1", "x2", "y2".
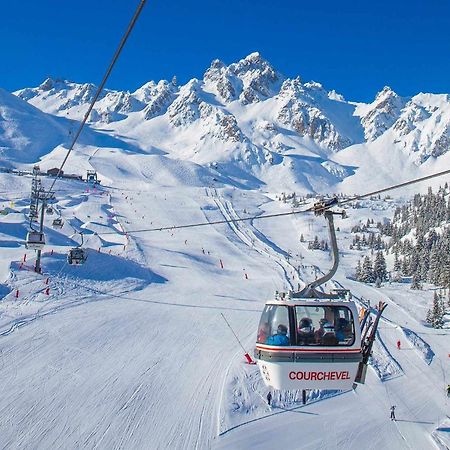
[
  {"x1": 355, "y1": 259, "x2": 362, "y2": 281},
  {"x1": 427, "y1": 292, "x2": 445, "y2": 328},
  {"x1": 401, "y1": 256, "x2": 410, "y2": 276},
  {"x1": 373, "y1": 251, "x2": 387, "y2": 281},
  {"x1": 394, "y1": 250, "x2": 401, "y2": 271},
  {"x1": 360, "y1": 256, "x2": 374, "y2": 283},
  {"x1": 410, "y1": 273, "x2": 422, "y2": 290},
  {"x1": 314, "y1": 236, "x2": 320, "y2": 249}
]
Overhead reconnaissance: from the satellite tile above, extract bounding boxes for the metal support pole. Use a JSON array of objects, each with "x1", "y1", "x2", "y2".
[
  {"x1": 220, "y1": 313, "x2": 247, "y2": 354},
  {"x1": 307, "y1": 211, "x2": 339, "y2": 290},
  {"x1": 35, "y1": 201, "x2": 46, "y2": 273}
]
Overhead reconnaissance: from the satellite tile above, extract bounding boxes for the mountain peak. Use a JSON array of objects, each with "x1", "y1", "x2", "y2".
[
  {"x1": 209, "y1": 59, "x2": 226, "y2": 70},
  {"x1": 232, "y1": 52, "x2": 275, "y2": 74},
  {"x1": 243, "y1": 51, "x2": 263, "y2": 62},
  {"x1": 361, "y1": 86, "x2": 405, "y2": 141},
  {"x1": 374, "y1": 86, "x2": 398, "y2": 102}
]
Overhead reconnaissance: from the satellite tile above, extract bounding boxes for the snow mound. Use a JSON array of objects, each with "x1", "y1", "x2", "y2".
[
  {"x1": 402, "y1": 327, "x2": 434, "y2": 365},
  {"x1": 370, "y1": 331, "x2": 403, "y2": 381}
]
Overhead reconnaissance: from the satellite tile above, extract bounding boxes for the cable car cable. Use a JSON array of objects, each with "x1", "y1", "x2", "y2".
[
  {"x1": 96, "y1": 166, "x2": 450, "y2": 236},
  {"x1": 45, "y1": 0, "x2": 147, "y2": 199},
  {"x1": 338, "y1": 166, "x2": 450, "y2": 206}
]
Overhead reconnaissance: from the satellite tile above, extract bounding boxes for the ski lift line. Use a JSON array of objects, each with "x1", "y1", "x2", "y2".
[
  {"x1": 339, "y1": 167, "x2": 450, "y2": 206},
  {"x1": 95, "y1": 207, "x2": 315, "y2": 235},
  {"x1": 96, "y1": 165, "x2": 450, "y2": 237},
  {"x1": 45, "y1": 0, "x2": 147, "y2": 198}
]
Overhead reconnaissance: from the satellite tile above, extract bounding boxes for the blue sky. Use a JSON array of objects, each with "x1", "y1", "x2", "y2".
[{"x1": 2, "y1": 0, "x2": 449, "y2": 102}]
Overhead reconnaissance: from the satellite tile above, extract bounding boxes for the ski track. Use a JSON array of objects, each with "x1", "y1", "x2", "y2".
[{"x1": 208, "y1": 188, "x2": 302, "y2": 291}]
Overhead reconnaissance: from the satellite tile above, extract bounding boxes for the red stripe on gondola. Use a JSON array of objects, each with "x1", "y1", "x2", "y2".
[{"x1": 255, "y1": 345, "x2": 361, "y2": 353}]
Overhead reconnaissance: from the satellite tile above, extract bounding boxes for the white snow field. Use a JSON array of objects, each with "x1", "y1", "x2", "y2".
[
  {"x1": 0, "y1": 52, "x2": 449, "y2": 449},
  {"x1": 0, "y1": 155, "x2": 448, "y2": 450}
]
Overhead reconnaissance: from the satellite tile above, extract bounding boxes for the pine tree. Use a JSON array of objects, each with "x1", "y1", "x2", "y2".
[
  {"x1": 410, "y1": 273, "x2": 422, "y2": 290},
  {"x1": 373, "y1": 251, "x2": 387, "y2": 281},
  {"x1": 360, "y1": 256, "x2": 375, "y2": 283},
  {"x1": 355, "y1": 259, "x2": 362, "y2": 281},
  {"x1": 401, "y1": 257, "x2": 410, "y2": 276},
  {"x1": 313, "y1": 235, "x2": 320, "y2": 249},
  {"x1": 428, "y1": 245, "x2": 441, "y2": 284},
  {"x1": 426, "y1": 308, "x2": 433, "y2": 325},
  {"x1": 427, "y1": 292, "x2": 445, "y2": 328},
  {"x1": 394, "y1": 251, "x2": 401, "y2": 271}
]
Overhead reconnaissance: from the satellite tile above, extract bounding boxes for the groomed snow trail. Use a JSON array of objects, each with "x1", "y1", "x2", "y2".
[{"x1": 0, "y1": 168, "x2": 448, "y2": 449}]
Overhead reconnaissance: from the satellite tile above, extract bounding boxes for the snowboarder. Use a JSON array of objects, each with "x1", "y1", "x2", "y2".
[
  {"x1": 396, "y1": 340, "x2": 401, "y2": 350},
  {"x1": 266, "y1": 391, "x2": 272, "y2": 406},
  {"x1": 390, "y1": 405, "x2": 396, "y2": 421}
]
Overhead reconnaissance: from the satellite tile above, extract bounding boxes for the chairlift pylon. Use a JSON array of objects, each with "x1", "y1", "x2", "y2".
[{"x1": 254, "y1": 203, "x2": 386, "y2": 391}]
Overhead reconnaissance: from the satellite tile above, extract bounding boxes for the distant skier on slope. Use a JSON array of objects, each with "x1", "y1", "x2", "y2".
[
  {"x1": 396, "y1": 340, "x2": 401, "y2": 350},
  {"x1": 447, "y1": 385, "x2": 450, "y2": 397},
  {"x1": 267, "y1": 391, "x2": 272, "y2": 406},
  {"x1": 390, "y1": 405, "x2": 396, "y2": 421}
]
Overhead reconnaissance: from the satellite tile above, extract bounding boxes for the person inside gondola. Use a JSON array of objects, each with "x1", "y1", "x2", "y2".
[
  {"x1": 297, "y1": 317, "x2": 314, "y2": 345},
  {"x1": 314, "y1": 318, "x2": 328, "y2": 343},
  {"x1": 335, "y1": 317, "x2": 349, "y2": 342},
  {"x1": 321, "y1": 322, "x2": 338, "y2": 345},
  {"x1": 257, "y1": 322, "x2": 270, "y2": 343},
  {"x1": 265, "y1": 324, "x2": 289, "y2": 346}
]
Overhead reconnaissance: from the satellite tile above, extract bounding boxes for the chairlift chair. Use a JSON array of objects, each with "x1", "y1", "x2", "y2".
[
  {"x1": 52, "y1": 217, "x2": 64, "y2": 228},
  {"x1": 67, "y1": 232, "x2": 87, "y2": 265},
  {"x1": 26, "y1": 231, "x2": 46, "y2": 250},
  {"x1": 67, "y1": 247, "x2": 87, "y2": 265},
  {"x1": 254, "y1": 207, "x2": 385, "y2": 391},
  {"x1": 46, "y1": 207, "x2": 54, "y2": 215}
]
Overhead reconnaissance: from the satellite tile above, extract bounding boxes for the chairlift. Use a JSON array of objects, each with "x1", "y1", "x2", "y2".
[
  {"x1": 52, "y1": 217, "x2": 64, "y2": 228},
  {"x1": 67, "y1": 247, "x2": 87, "y2": 265},
  {"x1": 26, "y1": 231, "x2": 46, "y2": 250},
  {"x1": 67, "y1": 232, "x2": 87, "y2": 265},
  {"x1": 86, "y1": 170, "x2": 99, "y2": 185},
  {"x1": 254, "y1": 207, "x2": 386, "y2": 390}
]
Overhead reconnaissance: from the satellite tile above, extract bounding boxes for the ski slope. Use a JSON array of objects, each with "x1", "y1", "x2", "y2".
[{"x1": 0, "y1": 151, "x2": 449, "y2": 450}]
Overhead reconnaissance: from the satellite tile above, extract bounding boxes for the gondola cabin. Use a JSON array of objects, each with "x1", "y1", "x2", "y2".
[
  {"x1": 255, "y1": 295, "x2": 362, "y2": 390},
  {"x1": 25, "y1": 231, "x2": 46, "y2": 250}
]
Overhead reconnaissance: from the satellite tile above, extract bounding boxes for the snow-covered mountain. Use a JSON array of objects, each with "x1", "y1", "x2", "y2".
[
  {"x1": 8, "y1": 52, "x2": 450, "y2": 192},
  {"x1": 1, "y1": 53, "x2": 449, "y2": 450},
  {"x1": 0, "y1": 87, "x2": 69, "y2": 165}
]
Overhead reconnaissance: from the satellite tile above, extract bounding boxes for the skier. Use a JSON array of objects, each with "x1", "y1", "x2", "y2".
[
  {"x1": 396, "y1": 340, "x2": 401, "y2": 350},
  {"x1": 447, "y1": 385, "x2": 450, "y2": 397},
  {"x1": 390, "y1": 405, "x2": 396, "y2": 421},
  {"x1": 266, "y1": 391, "x2": 272, "y2": 406}
]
